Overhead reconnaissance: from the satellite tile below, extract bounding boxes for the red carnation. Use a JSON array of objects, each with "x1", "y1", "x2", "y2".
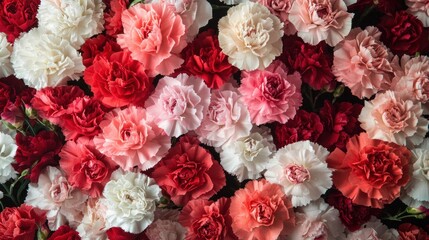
[
  {"x1": 0, "y1": 0, "x2": 40, "y2": 42},
  {"x1": 106, "y1": 227, "x2": 147, "y2": 240},
  {"x1": 80, "y1": 34, "x2": 121, "y2": 68},
  {"x1": 398, "y1": 223, "x2": 428, "y2": 240},
  {"x1": 48, "y1": 225, "x2": 81, "y2": 240},
  {"x1": 0, "y1": 204, "x2": 46, "y2": 240}
]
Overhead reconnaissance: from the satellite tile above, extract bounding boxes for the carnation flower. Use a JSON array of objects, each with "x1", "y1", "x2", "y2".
[
  {"x1": 195, "y1": 84, "x2": 252, "y2": 148},
  {"x1": 359, "y1": 90, "x2": 428, "y2": 147},
  {"x1": 346, "y1": 217, "x2": 399, "y2": 240},
  {"x1": 229, "y1": 179, "x2": 295, "y2": 240},
  {"x1": 290, "y1": 199, "x2": 345, "y2": 239},
  {"x1": 218, "y1": 2, "x2": 284, "y2": 71},
  {"x1": 104, "y1": 0, "x2": 128, "y2": 36},
  {"x1": 0, "y1": 132, "x2": 17, "y2": 183},
  {"x1": 289, "y1": 0, "x2": 354, "y2": 46},
  {"x1": 406, "y1": 0, "x2": 429, "y2": 27},
  {"x1": 93, "y1": 106, "x2": 171, "y2": 171},
  {"x1": 332, "y1": 26, "x2": 394, "y2": 99},
  {"x1": 239, "y1": 60, "x2": 302, "y2": 125},
  {"x1": 0, "y1": 32, "x2": 13, "y2": 78},
  {"x1": 401, "y1": 138, "x2": 429, "y2": 208},
  {"x1": 145, "y1": 219, "x2": 186, "y2": 240},
  {"x1": 220, "y1": 126, "x2": 275, "y2": 182},
  {"x1": 327, "y1": 133, "x2": 411, "y2": 208},
  {"x1": 398, "y1": 223, "x2": 428, "y2": 239},
  {"x1": 391, "y1": 54, "x2": 429, "y2": 113},
  {"x1": 117, "y1": 3, "x2": 187, "y2": 77},
  {"x1": 76, "y1": 198, "x2": 108, "y2": 240},
  {"x1": 102, "y1": 169, "x2": 161, "y2": 234},
  {"x1": 0, "y1": 204, "x2": 46, "y2": 240},
  {"x1": 145, "y1": 73, "x2": 211, "y2": 137},
  {"x1": 59, "y1": 141, "x2": 115, "y2": 198},
  {"x1": 254, "y1": 0, "x2": 297, "y2": 35},
  {"x1": 48, "y1": 225, "x2": 81, "y2": 240},
  {"x1": 178, "y1": 198, "x2": 235, "y2": 239},
  {"x1": 80, "y1": 34, "x2": 121, "y2": 68},
  {"x1": 146, "y1": 0, "x2": 212, "y2": 42},
  {"x1": 150, "y1": 136, "x2": 226, "y2": 206},
  {"x1": 265, "y1": 140, "x2": 333, "y2": 207},
  {"x1": 25, "y1": 166, "x2": 88, "y2": 230},
  {"x1": 37, "y1": 0, "x2": 105, "y2": 48},
  {"x1": 11, "y1": 29, "x2": 85, "y2": 90}
]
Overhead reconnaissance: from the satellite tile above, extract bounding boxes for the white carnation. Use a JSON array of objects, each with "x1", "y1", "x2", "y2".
[
  {"x1": 0, "y1": 32, "x2": 13, "y2": 78},
  {"x1": 11, "y1": 28, "x2": 84, "y2": 90},
  {"x1": 265, "y1": 140, "x2": 333, "y2": 207},
  {"x1": 103, "y1": 169, "x2": 162, "y2": 234},
  {"x1": 76, "y1": 198, "x2": 108, "y2": 240},
  {"x1": 0, "y1": 132, "x2": 17, "y2": 184},
  {"x1": 346, "y1": 217, "x2": 399, "y2": 239},
  {"x1": 220, "y1": 126, "x2": 275, "y2": 181},
  {"x1": 37, "y1": 0, "x2": 105, "y2": 48}
]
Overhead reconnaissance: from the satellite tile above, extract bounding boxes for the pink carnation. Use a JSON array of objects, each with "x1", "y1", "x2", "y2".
[
  {"x1": 289, "y1": 0, "x2": 353, "y2": 46},
  {"x1": 93, "y1": 106, "x2": 171, "y2": 171},
  {"x1": 117, "y1": 3, "x2": 186, "y2": 77},
  {"x1": 254, "y1": 0, "x2": 297, "y2": 35},
  {"x1": 333, "y1": 26, "x2": 394, "y2": 99},
  {"x1": 230, "y1": 179, "x2": 295, "y2": 240},
  {"x1": 406, "y1": 0, "x2": 429, "y2": 27},
  {"x1": 145, "y1": 73, "x2": 210, "y2": 137},
  {"x1": 238, "y1": 60, "x2": 302, "y2": 125}
]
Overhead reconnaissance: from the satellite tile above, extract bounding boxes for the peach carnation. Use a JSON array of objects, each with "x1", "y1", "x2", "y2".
[
  {"x1": 289, "y1": 0, "x2": 353, "y2": 46},
  {"x1": 332, "y1": 26, "x2": 394, "y2": 99},
  {"x1": 117, "y1": 3, "x2": 187, "y2": 77},
  {"x1": 229, "y1": 179, "x2": 295, "y2": 240},
  {"x1": 93, "y1": 106, "x2": 171, "y2": 171}
]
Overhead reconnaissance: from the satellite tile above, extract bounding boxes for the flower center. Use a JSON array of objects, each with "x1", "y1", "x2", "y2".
[
  {"x1": 193, "y1": 213, "x2": 224, "y2": 239},
  {"x1": 250, "y1": 200, "x2": 276, "y2": 225},
  {"x1": 285, "y1": 164, "x2": 310, "y2": 184},
  {"x1": 381, "y1": 103, "x2": 408, "y2": 132},
  {"x1": 413, "y1": 76, "x2": 429, "y2": 102}
]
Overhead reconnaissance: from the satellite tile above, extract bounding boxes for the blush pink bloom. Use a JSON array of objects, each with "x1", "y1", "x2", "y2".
[
  {"x1": 359, "y1": 90, "x2": 428, "y2": 147},
  {"x1": 333, "y1": 26, "x2": 394, "y2": 99},
  {"x1": 254, "y1": 0, "x2": 297, "y2": 35},
  {"x1": 145, "y1": 73, "x2": 211, "y2": 137},
  {"x1": 195, "y1": 84, "x2": 252, "y2": 148},
  {"x1": 229, "y1": 179, "x2": 295, "y2": 240},
  {"x1": 239, "y1": 60, "x2": 302, "y2": 125},
  {"x1": 93, "y1": 106, "x2": 171, "y2": 171},
  {"x1": 289, "y1": 0, "x2": 353, "y2": 46},
  {"x1": 117, "y1": 3, "x2": 187, "y2": 77},
  {"x1": 406, "y1": 0, "x2": 429, "y2": 27}
]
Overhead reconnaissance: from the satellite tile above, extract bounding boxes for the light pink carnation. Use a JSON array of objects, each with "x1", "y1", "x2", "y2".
[
  {"x1": 359, "y1": 90, "x2": 429, "y2": 147},
  {"x1": 195, "y1": 84, "x2": 252, "y2": 148},
  {"x1": 239, "y1": 60, "x2": 302, "y2": 125},
  {"x1": 117, "y1": 3, "x2": 187, "y2": 77},
  {"x1": 289, "y1": 0, "x2": 353, "y2": 46},
  {"x1": 145, "y1": 73, "x2": 211, "y2": 137},
  {"x1": 406, "y1": 0, "x2": 429, "y2": 27},
  {"x1": 391, "y1": 54, "x2": 429, "y2": 113},
  {"x1": 333, "y1": 26, "x2": 394, "y2": 99},
  {"x1": 93, "y1": 106, "x2": 171, "y2": 171},
  {"x1": 254, "y1": 0, "x2": 297, "y2": 35}
]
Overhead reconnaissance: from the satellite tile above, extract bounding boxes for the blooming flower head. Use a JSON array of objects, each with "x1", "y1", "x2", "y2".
[
  {"x1": 93, "y1": 106, "x2": 171, "y2": 171},
  {"x1": 0, "y1": 32, "x2": 13, "y2": 78},
  {"x1": 11, "y1": 28, "x2": 85, "y2": 90},
  {"x1": 196, "y1": 83, "x2": 252, "y2": 148},
  {"x1": 0, "y1": 204, "x2": 46, "y2": 240},
  {"x1": 229, "y1": 179, "x2": 295, "y2": 240},
  {"x1": 0, "y1": 132, "x2": 17, "y2": 184},
  {"x1": 265, "y1": 140, "x2": 333, "y2": 207},
  {"x1": 346, "y1": 217, "x2": 399, "y2": 239},
  {"x1": 76, "y1": 198, "x2": 108, "y2": 240},
  {"x1": 254, "y1": 0, "x2": 297, "y2": 35},
  {"x1": 289, "y1": 0, "x2": 354, "y2": 46},
  {"x1": 327, "y1": 133, "x2": 411, "y2": 208},
  {"x1": 332, "y1": 26, "x2": 394, "y2": 99},
  {"x1": 102, "y1": 169, "x2": 161, "y2": 234},
  {"x1": 145, "y1": 73, "x2": 211, "y2": 137},
  {"x1": 239, "y1": 60, "x2": 302, "y2": 125},
  {"x1": 406, "y1": 0, "x2": 429, "y2": 27},
  {"x1": 145, "y1": 219, "x2": 186, "y2": 240},
  {"x1": 359, "y1": 90, "x2": 428, "y2": 148},
  {"x1": 220, "y1": 126, "x2": 275, "y2": 182},
  {"x1": 37, "y1": 0, "x2": 105, "y2": 48},
  {"x1": 218, "y1": 2, "x2": 284, "y2": 71},
  {"x1": 117, "y1": 3, "x2": 187, "y2": 77}
]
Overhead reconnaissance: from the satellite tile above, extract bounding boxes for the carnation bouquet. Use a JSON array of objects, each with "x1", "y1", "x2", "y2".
[{"x1": 0, "y1": 0, "x2": 429, "y2": 239}]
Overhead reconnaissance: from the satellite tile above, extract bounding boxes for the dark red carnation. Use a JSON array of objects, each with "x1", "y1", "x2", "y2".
[
  {"x1": 150, "y1": 136, "x2": 226, "y2": 206},
  {"x1": 0, "y1": 0, "x2": 40, "y2": 42},
  {"x1": 398, "y1": 223, "x2": 428, "y2": 240},
  {"x1": 106, "y1": 227, "x2": 147, "y2": 240},
  {"x1": 272, "y1": 109, "x2": 323, "y2": 149},
  {"x1": 280, "y1": 35, "x2": 334, "y2": 90},
  {"x1": 177, "y1": 29, "x2": 238, "y2": 89},
  {"x1": 324, "y1": 189, "x2": 378, "y2": 232},
  {"x1": 318, "y1": 100, "x2": 363, "y2": 151},
  {"x1": 80, "y1": 34, "x2": 121, "y2": 68},
  {"x1": 1, "y1": 81, "x2": 35, "y2": 127},
  {"x1": 59, "y1": 96, "x2": 106, "y2": 141},
  {"x1": 0, "y1": 204, "x2": 46, "y2": 240},
  {"x1": 48, "y1": 225, "x2": 81, "y2": 240},
  {"x1": 348, "y1": 0, "x2": 406, "y2": 14},
  {"x1": 84, "y1": 50, "x2": 153, "y2": 108},
  {"x1": 378, "y1": 11, "x2": 429, "y2": 56},
  {"x1": 104, "y1": 0, "x2": 129, "y2": 37},
  {"x1": 14, "y1": 130, "x2": 63, "y2": 182}
]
